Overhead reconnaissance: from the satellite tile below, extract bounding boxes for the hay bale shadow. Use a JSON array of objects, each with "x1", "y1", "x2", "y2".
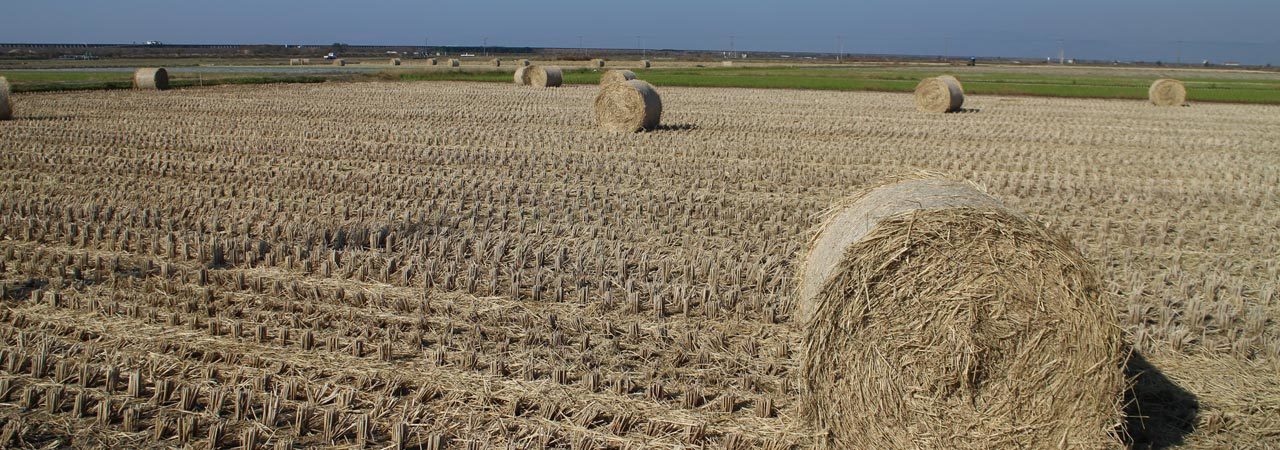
[
  {"x1": 654, "y1": 123, "x2": 697, "y2": 131},
  {"x1": 1124, "y1": 351, "x2": 1198, "y2": 449}
]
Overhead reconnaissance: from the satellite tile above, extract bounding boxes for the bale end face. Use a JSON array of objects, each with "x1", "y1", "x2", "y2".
[
  {"x1": 799, "y1": 176, "x2": 1126, "y2": 450},
  {"x1": 133, "y1": 68, "x2": 170, "y2": 90},
  {"x1": 518, "y1": 59, "x2": 531, "y2": 67},
  {"x1": 595, "y1": 79, "x2": 662, "y2": 132},
  {"x1": 641, "y1": 60, "x2": 652, "y2": 68},
  {"x1": 391, "y1": 58, "x2": 401, "y2": 66},
  {"x1": 448, "y1": 59, "x2": 461, "y2": 67},
  {"x1": 1149, "y1": 79, "x2": 1187, "y2": 106},
  {"x1": 914, "y1": 76, "x2": 964, "y2": 113},
  {"x1": 492, "y1": 59, "x2": 502, "y2": 67},
  {"x1": 513, "y1": 67, "x2": 530, "y2": 85},
  {"x1": 592, "y1": 59, "x2": 606, "y2": 68}
]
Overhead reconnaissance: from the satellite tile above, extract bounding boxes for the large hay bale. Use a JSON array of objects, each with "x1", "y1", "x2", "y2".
[
  {"x1": 1149, "y1": 78, "x2": 1187, "y2": 106},
  {"x1": 591, "y1": 58, "x2": 606, "y2": 68},
  {"x1": 513, "y1": 66, "x2": 529, "y2": 85},
  {"x1": 798, "y1": 175, "x2": 1126, "y2": 450},
  {"x1": 914, "y1": 76, "x2": 963, "y2": 112},
  {"x1": 133, "y1": 68, "x2": 170, "y2": 90},
  {"x1": 518, "y1": 59, "x2": 531, "y2": 66},
  {"x1": 391, "y1": 58, "x2": 401, "y2": 66},
  {"x1": 289, "y1": 58, "x2": 301, "y2": 65},
  {"x1": 492, "y1": 58, "x2": 502, "y2": 67},
  {"x1": 0, "y1": 77, "x2": 12, "y2": 121},
  {"x1": 600, "y1": 69, "x2": 637, "y2": 86},
  {"x1": 594, "y1": 79, "x2": 662, "y2": 132},
  {"x1": 333, "y1": 59, "x2": 346, "y2": 67},
  {"x1": 526, "y1": 65, "x2": 563, "y2": 88},
  {"x1": 722, "y1": 60, "x2": 733, "y2": 67},
  {"x1": 427, "y1": 58, "x2": 438, "y2": 66},
  {"x1": 448, "y1": 59, "x2": 460, "y2": 67},
  {"x1": 641, "y1": 59, "x2": 651, "y2": 68}
]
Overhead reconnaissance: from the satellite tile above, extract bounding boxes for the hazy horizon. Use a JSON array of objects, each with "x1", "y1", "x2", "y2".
[{"x1": 4, "y1": 0, "x2": 1277, "y2": 64}]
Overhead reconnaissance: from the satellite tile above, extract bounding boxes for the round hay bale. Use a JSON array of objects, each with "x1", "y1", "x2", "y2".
[
  {"x1": 641, "y1": 59, "x2": 651, "y2": 68},
  {"x1": 390, "y1": 58, "x2": 401, "y2": 66},
  {"x1": 526, "y1": 65, "x2": 563, "y2": 88},
  {"x1": 721, "y1": 60, "x2": 733, "y2": 67},
  {"x1": 600, "y1": 69, "x2": 637, "y2": 86},
  {"x1": 289, "y1": 58, "x2": 301, "y2": 66},
  {"x1": 1149, "y1": 78, "x2": 1186, "y2": 106},
  {"x1": 0, "y1": 77, "x2": 12, "y2": 121},
  {"x1": 333, "y1": 59, "x2": 346, "y2": 67},
  {"x1": 594, "y1": 79, "x2": 662, "y2": 132},
  {"x1": 914, "y1": 76, "x2": 963, "y2": 112},
  {"x1": 519, "y1": 59, "x2": 531, "y2": 67},
  {"x1": 798, "y1": 175, "x2": 1126, "y2": 450},
  {"x1": 427, "y1": 58, "x2": 438, "y2": 66},
  {"x1": 492, "y1": 58, "x2": 502, "y2": 67},
  {"x1": 591, "y1": 58, "x2": 605, "y2": 68},
  {"x1": 513, "y1": 66, "x2": 530, "y2": 85},
  {"x1": 448, "y1": 59, "x2": 460, "y2": 67},
  {"x1": 133, "y1": 68, "x2": 170, "y2": 90}
]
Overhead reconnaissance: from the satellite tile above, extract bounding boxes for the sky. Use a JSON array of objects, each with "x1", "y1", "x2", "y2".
[{"x1": 2, "y1": 0, "x2": 1277, "y2": 64}]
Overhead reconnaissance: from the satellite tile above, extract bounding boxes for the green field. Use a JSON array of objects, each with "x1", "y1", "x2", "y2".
[
  {"x1": 397, "y1": 66, "x2": 1280, "y2": 104},
  {"x1": 5, "y1": 64, "x2": 1280, "y2": 104},
  {"x1": 0, "y1": 70, "x2": 332, "y2": 92}
]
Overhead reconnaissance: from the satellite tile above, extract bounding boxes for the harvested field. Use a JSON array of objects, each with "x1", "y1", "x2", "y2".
[{"x1": 0, "y1": 81, "x2": 1278, "y2": 449}]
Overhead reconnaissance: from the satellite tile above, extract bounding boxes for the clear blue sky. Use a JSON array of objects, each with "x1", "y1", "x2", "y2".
[{"x1": 3, "y1": 0, "x2": 1277, "y2": 64}]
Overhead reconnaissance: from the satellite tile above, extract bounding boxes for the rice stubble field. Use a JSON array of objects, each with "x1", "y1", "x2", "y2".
[{"x1": 0, "y1": 80, "x2": 1277, "y2": 448}]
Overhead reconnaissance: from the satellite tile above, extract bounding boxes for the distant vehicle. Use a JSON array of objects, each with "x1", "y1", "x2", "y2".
[
  {"x1": 144, "y1": 41, "x2": 164, "y2": 46},
  {"x1": 324, "y1": 52, "x2": 338, "y2": 60},
  {"x1": 967, "y1": 57, "x2": 976, "y2": 66},
  {"x1": 460, "y1": 53, "x2": 476, "y2": 57}
]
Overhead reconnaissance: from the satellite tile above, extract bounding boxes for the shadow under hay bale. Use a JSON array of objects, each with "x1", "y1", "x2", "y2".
[
  {"x1": 798, "y1": 174, "x2": 1127, "y2": 450},
  {"x1": 1123, "y1": 352, "x2": 1198, "y2": 449}
]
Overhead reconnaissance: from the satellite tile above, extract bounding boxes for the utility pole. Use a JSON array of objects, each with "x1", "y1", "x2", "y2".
[
  {"x1": 637, "y1": 35, "x2": 644, "y2": 58},
  {"x1": 578, "y1": 35, "x2": 585, "y2": 58},
  {"x1": 483, "y1": 37, "x2": 488, "y2": 57},
  {"x1": 1058, "y1": 39, "x2": 1065, "y2": 65},
  {"x1": 729, "y1": 35, "x2": 735, "y2": 59},
  {"x1": 837, "y1": 35, "x2": 845, "y2": 62},
  {"x1": 943, "y1": 35, "x2": 950, "y2": 61},
  {"x1": 1176, "y1": 40, "x2": 1183, "y2": 64}
]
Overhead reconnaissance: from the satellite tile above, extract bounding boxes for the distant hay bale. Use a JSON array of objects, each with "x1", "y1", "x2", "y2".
[
  {"x1": 0, "y1": 77, "x2": 12, "y2": 121},
  {"x1": 595, "y1": 79, "x2": 662, "y2": 132},
  {"x1": 518, "y1": 59, "x2": 531, "y2": 66},
  {"x1": 133, "y1": 68, "x2": 170, "y2": 90},
  {"x1": 914, "y1": 76, "x2": 964, "y2": 112},
  {"x1": 391, "y1": 58, "x2": 401, "y2": 66},
  {"x1": 722, "y1": 61, "x2": 733, "y2": 67},
  {"x1": 427, "y1": 58, "x2": 438, "y2": 66},
  {"x1": 591, "y1": 59, "x2": 605, "y2": 68},
  {"x1": 1149, "y1": 79, "x2": 1187, "y2": 106},
  {"x1": 289, "y1": 58, "x2": 301, "y2": 65},
  {"x1": 798, "y1": 174, "x2": 1126, "y2": 450},
  {"x1": 526, "y1": 65, "x2": 563, "y2": 88},
  {"x1": 642, "y1": 60, "x2": 651, "y2": 68},
  {"x1": 600, "y1": 69, "x2": 637, "y2": 86},
  {"x1": 448, "y1": 59, "x2": 460, "y2": 67},
  {"x1": 492, "y1": 58, "x2": 502, "y2": 67},
  {"x1": 333, "y1": 59, "x2": 346, "y2": 67},
  {"x1": 513, "y1": 66, "x2": 529, "y2": 85}
]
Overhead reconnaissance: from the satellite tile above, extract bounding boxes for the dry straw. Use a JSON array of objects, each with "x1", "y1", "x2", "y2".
[
  {"x1": 492, "y1": 58, "x2": 502, "y2": 67},
  {"x1": 448, "y1": 59, "x2": 461, "y2": 67},
  {"x1": 518, "y1": 59, "x2": 531, "y2": 66},
  {"x1": 526, "y1": 65, "x2": 563, "y2": 88},
  {"x1": 427, "y1": 58, "x2": 438, "y2": 66},
  {"x1": 592, "y1": 59, "x2": 606, "y2": 68},
  {"x1": 390, "y1": 58, "x2": 401, "y2": 66},
  {"x1": 513, "y1": 67, "x2": 530, "y2": 85},
  {"x1": 333, "y1": 59, "x2": 346, "y2": 67},
  {"x1": 595, "y1": 79, "x2": 662, "y2": 132},
  {"x1": 600, "y1": 70, "x2": 637, "y2": 86},
  {"x1": 1149, "y1": 79, "x2": 1187, "y2": 106},
  {"x1": 133, "y1": 68, "x2": 170, "y2": 90},
  {"x1": 0, "y1": 76, "x2": 11, "y2": 120},
  {"x1": 914, "y1": 76, "x2": 964, "y2": 112},
  {"x1": 641, "y1": 60, "x2": 651, "y2": 68},
  {"x1": 722, "y1": 61, "x2": 734, "y2": 67},
  {"x1": 798, "y1": 174, "x2": 1126, "y2": 450}
]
